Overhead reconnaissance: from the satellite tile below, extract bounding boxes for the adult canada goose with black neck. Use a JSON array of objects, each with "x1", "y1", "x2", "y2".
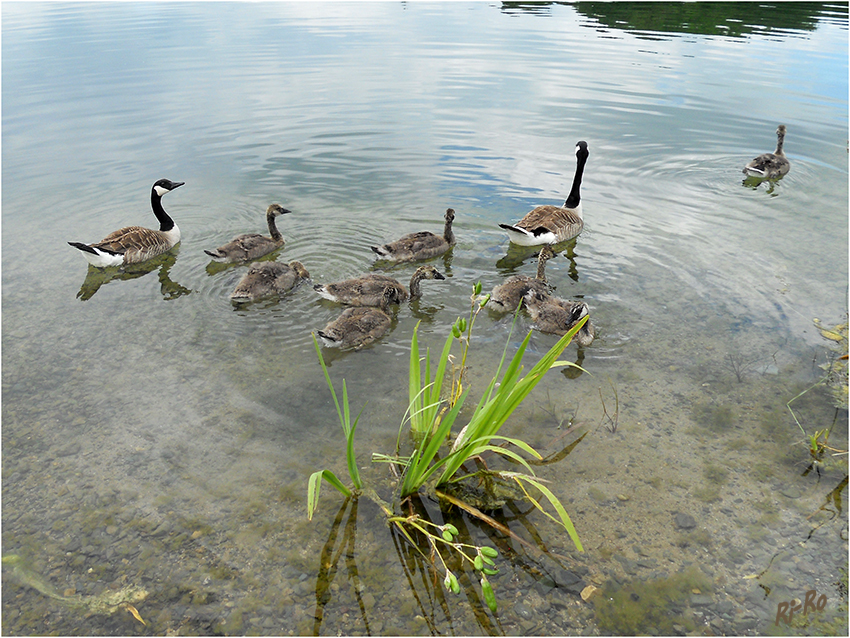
[
  {"x1": 743, "y1": 125, "x2": 790, "y2": 179},
  {"x1": 204, "y1": 203, "x2": 291, "y2": 263},
  {"x1": 371, "y1": 208, "x2": 456, "y2": 262},
  {"x1": 500, "y1": 141, "x2": 589, "y2": 246},
  {"x1": 68, "y1": 178, "x2": 184, "y2": 267}
]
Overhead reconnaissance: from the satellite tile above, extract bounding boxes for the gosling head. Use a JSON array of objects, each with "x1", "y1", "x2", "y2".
[
  {"x1": 414, "y1": 265, "x2": 446, "y2": 281},
  {"x1": 267, "y1": 203, "x2": 292, "y2": 217}
]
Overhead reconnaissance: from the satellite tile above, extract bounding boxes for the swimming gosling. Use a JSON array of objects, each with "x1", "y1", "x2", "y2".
[
  {"x1": 313, "y1": 265, "x2": 445, "y2": 307},
  {"x1": 743, "y1": 125, "x2": 790, "y2": 179},
  {"x1": 490, "y1": 245, "x2": 556, "y2": 312},
  {"x1": 230, "y1": 261, "x2": 310, "y2": 303},
  {"x1": 371, "y1": 208, "x2": 456, "y2": 262},
  {"x1": 205, "y1": 204, "x2": 291, "y2": 263},
  {"x1": 316, "y1": 286, "x2": 396, "y2": 349},
  {"x1": 523, "y1": 289, "x2": 596, "y2": 347}
]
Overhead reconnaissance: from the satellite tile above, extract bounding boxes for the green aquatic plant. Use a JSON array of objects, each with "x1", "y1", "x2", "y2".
[
  {"x1": 307, "y1": 286, "x2": 588, "y2": 613},
  {"x1": 786, "y1": 318, "x2": 848, "y2": 469},
  {"x1": 1, "y1": 554, "x2": 148, "y2": 625},
  {"x1": 593, "y1": 565, "x2": 712, "y2": 635}
]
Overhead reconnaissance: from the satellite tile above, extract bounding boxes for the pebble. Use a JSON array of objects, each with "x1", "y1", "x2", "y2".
[
  {"x1": 514, "y1": 602, "x2": 533, "y2": 620},
  {"x1": 674, "y1": 512, "x2": 696, "y2": 529}
]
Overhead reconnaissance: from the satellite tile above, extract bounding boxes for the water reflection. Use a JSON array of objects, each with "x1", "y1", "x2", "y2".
[
  {"x1": 571, "y1": 1, "x2": 836, "y2": 37},
  {"x1": 74, "y1": 249, "x2": 192, "y2": 301},
  {"x1": 495, "y1": 240, "x2": 581, "y2": 283}
]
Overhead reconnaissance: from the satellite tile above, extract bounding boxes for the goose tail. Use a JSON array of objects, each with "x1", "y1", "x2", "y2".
[
  {"x1": 316, "y1": 330, "x2": 340, "y2": 347},
  {"x1": 499, "y1": 223, "x2": 553, "y2": 246},
  {"x1": 68, "y1": 242, "x2": 123, "y2": 268},
  {"x1": 204, "y1": 248, "x2": 226, "y2": 261},
  {"x1": 313, "y1": 284, "x2": 338, "y2": 302}
]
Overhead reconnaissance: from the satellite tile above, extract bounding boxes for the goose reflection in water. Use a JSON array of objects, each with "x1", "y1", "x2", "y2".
[
  {"x1": 496, "y1": 238, "x2": 580, "y2": 284},
  {"x1": 75, "y1": 249, "x2": 192, "y2": 301}
]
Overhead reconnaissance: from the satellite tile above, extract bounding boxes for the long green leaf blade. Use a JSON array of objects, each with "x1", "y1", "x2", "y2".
[{"x1": 307, "y1": 469, "x2": 351, "y2": 520}]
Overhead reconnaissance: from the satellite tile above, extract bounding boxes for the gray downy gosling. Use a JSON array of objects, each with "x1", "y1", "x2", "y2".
[
  {"x1": 370, "y1": 208, "x2": 456, "y2": 262},
  {"x1": 313, "y1": 264, "x2": 445, "y2": 307},
  {"x1": 205, "y1": 203, "x2": 291, "y2": 263},
  {"x1": 490, "y1": 245, "x2": 556, "y2": 312},
  {"x1": 230, "y1": 261, "x2": 310, "y2": 303},
  {"x1": 743, "y1": 124, "x2": 790, "y2": 179},
  {"x1": 523, "y1": 289, "x2": 596, "y2": 347},
  {"x1": 316, "y1": 286, "x2": 396, "y2": 349}
]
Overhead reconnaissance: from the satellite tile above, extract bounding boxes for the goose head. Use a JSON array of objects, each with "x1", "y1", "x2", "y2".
[
  {"x1": 152, "y1": 178, "x2": 185, "y2": 197},
  {"x1": 575, "y1": 140, "x2": 589, "y2": 161},
  {"x1": 445, "y1": 208, "x2": 455, "y2": 223}
]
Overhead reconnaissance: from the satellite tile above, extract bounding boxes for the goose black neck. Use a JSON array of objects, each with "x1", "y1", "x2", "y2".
[
  {"x1": 564, "y1": 149, "x2": 588, "y2": 209},
  {"x1": 151, "y1": 188, "x2": 175, "y2": 232}
]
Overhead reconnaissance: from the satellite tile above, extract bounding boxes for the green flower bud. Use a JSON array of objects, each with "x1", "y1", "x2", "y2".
[
  {"x1": 473, "y1": 555, "x2": 484, "y2": 571},
  {"x1": 444, "y1": 524, "x2": 458, "y2": 536},
  {"x1": 480, "y1": 546, "x2": 499, "y2": 558},
  {"x1": 481, "y1": 575, "x2": 497, "y2": 612},
  {"x1": 473, "y1": 282, "x2": 482, "y2": 296},
  {"x1": 442, "y1": 530, "x2": 454, "y2": 542},
  {"x1": 449, "y1": 572, "x2": 460, "y2": 594}
]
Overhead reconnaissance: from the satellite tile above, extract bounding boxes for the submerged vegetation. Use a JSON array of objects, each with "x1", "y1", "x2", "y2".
[
  {"x1": 307, "y1": 284, "x2": 587, "y2": 613},
  {"x1": 787, "y1": 318, "x2": 848, "y2": 469}
]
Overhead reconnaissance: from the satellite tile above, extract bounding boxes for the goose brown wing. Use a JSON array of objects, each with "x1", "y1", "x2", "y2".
[
  {"x1": 517, "y1": 206, "x2": 582, "y2": 233},
  {"x1": 93, "y1": 226, "x2": 173, "y2": 258}
]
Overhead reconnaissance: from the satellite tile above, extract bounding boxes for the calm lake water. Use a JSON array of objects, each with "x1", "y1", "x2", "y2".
[{"x1": 2, "y1": 2, "x2": 848, "y2": 635}]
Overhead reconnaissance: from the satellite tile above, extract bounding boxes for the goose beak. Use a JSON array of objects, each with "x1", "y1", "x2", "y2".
[
  {"x1": 435, "y1": 272, "x2": 446, "y2": 280},
  {"x1": 170, "y1": 181, "x2": 185, "y2": 190}
]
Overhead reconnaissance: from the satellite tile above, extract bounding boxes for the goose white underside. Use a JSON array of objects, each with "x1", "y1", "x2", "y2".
[
  {"x1": 75, "y1": 245, "x2": 124, "y2": 268},
  {"x1": 316, "y1": 331, "x2": 341, "y2": 347},
  {"x1": 313, "y1": 286, "x2": 339, "y2": 302},
  {"x1": 501, "y1": 225, "x2": 559, "y2": 247}
]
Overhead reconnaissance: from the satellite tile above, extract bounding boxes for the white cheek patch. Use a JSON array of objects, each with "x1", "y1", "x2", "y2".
[{"x1": 154, "y1": 185, "x2": 168, "y2": 197}]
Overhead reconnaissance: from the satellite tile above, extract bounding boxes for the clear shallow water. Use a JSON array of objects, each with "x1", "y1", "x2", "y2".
[{"x1": 2, "y1": 2, "x2": 848, "y2": 635}]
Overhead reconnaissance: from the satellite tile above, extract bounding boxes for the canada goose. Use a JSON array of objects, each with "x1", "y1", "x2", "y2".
[
  {"x1": 230, "y1": 261, "x2": 310, "y2": 303},
  {"x1": 743, "y1": 125, "x2": 790, "y2": 179},
  {"x1": 490, "y1": 245, "x2": 556, "y2": 312},
  {"x1": 371, "y1": 208, "x2": 456, "y2": 262},
  {"x1": 204, "y1": 204, "x2": 291, "y2": 263},
  {"x1": 317, "y1": 286, "x2": 396, "y2": 349},
  {"x1": 500, "y1": 141, "x2": 589, "y2": 246},
  {"x1": 523, "y1": 289, "x2": 595, "y2": 347},
  {"x1": 313, "y1": 265, "x2": 445, "y2": 307},
  {"x1": 68, "y1": 178, "x2": 184, "y2": 267}
]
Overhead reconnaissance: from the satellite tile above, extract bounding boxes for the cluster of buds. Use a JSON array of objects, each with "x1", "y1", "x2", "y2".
[{"x1": 439, "y1": 523, "x2": 500, "y2": 612}]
